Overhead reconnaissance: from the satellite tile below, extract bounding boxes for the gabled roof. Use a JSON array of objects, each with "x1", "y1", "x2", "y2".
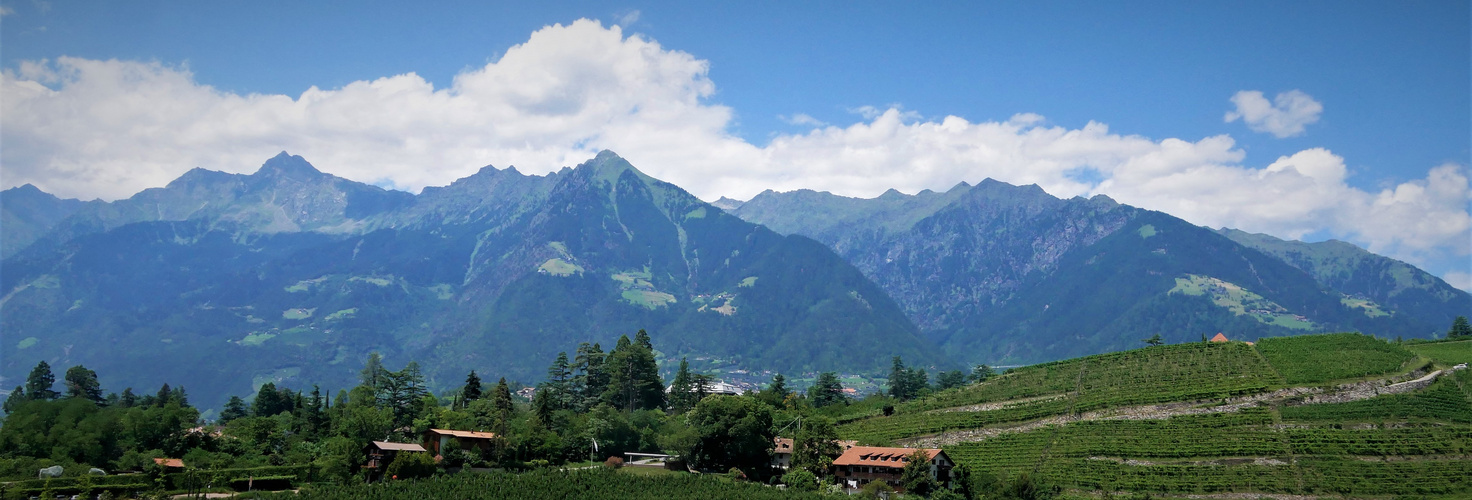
[
  {"x1": 832, "y1": 446, "x2": 943, "y2": 467},
  {"x1": 370, "y1": 441, "x2": 427, "y2": 452},
  {"x1": 427, "y1": 428, "x2": 498, "y2": 439},
  {"x1": 1211, "y1": 333, "x2": 1229, "y2": 343},
  {"x1": 153, "y1": 458, "x2": 186, "y2": 468}
]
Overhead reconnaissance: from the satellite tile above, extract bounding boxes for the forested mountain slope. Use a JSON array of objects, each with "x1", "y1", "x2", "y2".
[{"x1": 0, "y1": 152, "x2": 939, "y2": 410}]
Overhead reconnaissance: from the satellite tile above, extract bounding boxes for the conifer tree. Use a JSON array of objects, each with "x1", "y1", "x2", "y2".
[
  {"x1": 220, "y1": 395, "x2": 249, "y2": 422},
  {"x1": 63, "y1": 365, "x2": 104, "y2": 403},
  {"x1": 808, "y1": 372, "x2": 846, "y2": 407},
  {"x1": 3, "y1": 386, "x2": 25, "y2": 413},
  {"x1": 24, "y1": 361, "x2": 58, "y2": 401},
  {"x1": 1449, "y1": 316, "x2": 1472, "y2": 338},
  {"x1": 154, "y1": 383, "x2": 173, "y2": 407},
  {"x1": 669, "y1": 357, "x2": 696, "y2": 413},
  {"x1": 547, "y1": 352, "x2": 572, "y2": 409},
  {"x1": 462, "y1": 370, "x2": 483, "y2": 407}
]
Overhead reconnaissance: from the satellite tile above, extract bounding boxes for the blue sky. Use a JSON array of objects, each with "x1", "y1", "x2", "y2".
[{"x1": 2, "y1": 1, "x2": 1469, "y2": 286}]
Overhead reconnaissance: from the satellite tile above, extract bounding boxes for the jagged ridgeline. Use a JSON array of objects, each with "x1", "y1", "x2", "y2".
[
  {"x1": 730, "y1": 182, "x2": 1471, "y2": 365},
  {"x1": 0, "y1": 151, "x2": 939, "y2": 410},
  {"x1": 838, "y1": 333, "x2": 1472, "y2": 497}
]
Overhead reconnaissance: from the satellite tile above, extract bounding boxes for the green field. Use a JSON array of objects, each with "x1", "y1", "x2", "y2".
[
  {"x1": 285, "y1": 468, "x2": 825, "y2": 500},
  {"x1": 1408, "y1": 339, "x2": 1472, "y2": 365},
  {"x1": 1256, "y1": 332, "x2": 1416, "y2": 384},
  {"x1": 835, "y1": 332, "x2": 1472, "y2": 497}
]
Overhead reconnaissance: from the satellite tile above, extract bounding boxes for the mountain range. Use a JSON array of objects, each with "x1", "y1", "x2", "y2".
[{"x1": 3, "y1": 151, "x2": 1467, "y2": 410}]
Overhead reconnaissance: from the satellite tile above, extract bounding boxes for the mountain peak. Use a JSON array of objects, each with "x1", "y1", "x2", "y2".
[
  {"x1": 580, "y1": 150, "x2": 653, "y2": 185},
  {"x1": 254, "y1": 152, "x2": 324, "y2": 180}
]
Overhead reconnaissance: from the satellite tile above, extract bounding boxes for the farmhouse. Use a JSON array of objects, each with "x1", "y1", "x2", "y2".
[
  {"x1": 363, "y1": 441, "x2": 425, "y2": 470},
  {"x1": 771, "y1": 437, "x2": 858, "y2": 469},
  {"x1": 422, "y1": 428, "x2": 499, "y2": 456},
  {"x1": 831, "y1": 446, "x2": 952, "y2": 491}
]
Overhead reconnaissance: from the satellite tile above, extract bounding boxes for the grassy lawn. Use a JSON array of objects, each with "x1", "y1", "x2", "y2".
[
  {"x1": 1408, "y1": 340, "x2": 1472, "y2": 365},
  {"x1": 619, "y1": 465, "x2": 682, "y2": 477}
]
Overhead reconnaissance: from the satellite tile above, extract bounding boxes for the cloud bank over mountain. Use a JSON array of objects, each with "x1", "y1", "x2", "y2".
[{"x1": 3, "y1": 19, "x2": 1467, "y2": 285}]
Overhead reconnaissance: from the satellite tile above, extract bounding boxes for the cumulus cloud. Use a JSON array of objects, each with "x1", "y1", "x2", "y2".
[
  {"x1": 1225, "y1": 89, "x2": 1323, "y2": 138},
  {"x1": 780, "y1": 113, "x2": 826, "y2": 127},
  {"x1": 2, "y1": 19, "x2": 1467, "y2": 283}
]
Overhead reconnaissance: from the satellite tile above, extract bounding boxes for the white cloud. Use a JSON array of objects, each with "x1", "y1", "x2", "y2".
[
  {"x1": 1225, "y1": 89, "x2": 1323, "y2": 138},
  {"x1": 780, "y1": 113, "x2": 826, "y2": 127},
  {"x1": 0, "y1": 6, "x2": 15, "y2": 16},
  {"x1": 2, "y1": 19, "x2": 1467, "y2": 283},
  {"x1": 615, "y1": 9, "x2": 640, "y2": 28},
  {"x1": 1444, "y1": 271, "x2": 1472, "y2": 292}
]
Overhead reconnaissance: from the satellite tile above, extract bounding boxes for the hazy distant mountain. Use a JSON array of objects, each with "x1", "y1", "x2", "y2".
[
  {"x1": 1, "y1": 151, "x2": 940, "y2": 410},
  {"x1": 729, "y1": 182, "x2": 1470, "y2": 364},
  {"x1": 1217, "y1": 228, "x2": 1468, "y2": 330},
  {"x1": 0, "y1": 184, "x2": 90, "y2": 259}
]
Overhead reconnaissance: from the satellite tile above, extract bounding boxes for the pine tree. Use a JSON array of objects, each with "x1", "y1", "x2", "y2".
[
  {"x1": 462, "y1": 370, "x2": 483, "y2": 407},
  {"x1": 154, "y1": 383, "x2": 173, "y2": 407},
  {"x1": 573, "y1": 342, "x2": 607, "y2": 411},
  {"x1": 808, "y1": 372, "x2": 845, "y2": 407},
  {"x1": 1449, "y1": 316, "x2": 1472, "y2": 338},
  {"x1": 768, "y1": 373, "x2": 789, "y2": 401},
  {"x1": 119, "y1": 388, "x2": 137, "y2": 408},
  {"x1": 171, "y1": 385, "x2": 190, "y2": 407},
  {"x1": 968, "y1": 364, "x2": 995, "y2": 383},
  {"x1": 360, "y1": 352, "x2": 388, "y2": 401},
  {"x1": 220, "y1": 396, "x2": 249, "y2": 422},
  {"x1": 63, "y1": 365, "x2": 104, "y2": 403},
  {"x1": 603, "y1": 333, "x2": 664, "y2": 411},
  {"x1": 669, "y1": 358, "x2": 696, "y2": 413},
  {"x1": 3, "y1": 386, "x2": 25, "y2": 413},
  {"x1": 24, "y1": 361, "x2": 58, "y2": 400},
  {"x1": 546, "y1": 352, "x2": 572, "y2": 409},
  {"x1": 1144, "y1": 334, "x2": 1164, "y2": 346}
]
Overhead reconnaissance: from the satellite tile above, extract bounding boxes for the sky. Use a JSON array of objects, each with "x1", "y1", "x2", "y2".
[{"x1": 1, "y1": 1, "x2": 1469, "y2": 289}]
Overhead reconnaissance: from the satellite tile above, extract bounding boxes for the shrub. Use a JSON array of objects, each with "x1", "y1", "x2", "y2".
[
  {"x1": 664, "y1": 457, "x2": 688, "y2": 472},
  {"x1": 860, "y1": 480, "x2": 894, "y2": 498},
  {"x1": 781, "y1": 468, "x2": 818, "y2": 491},
  {"x1": 384, "y1": 452, "x2": 436, "y2": 480},
  {"x1": 727, "y1": 467, "x2": 746, "y2": 480},
  {"x1": 603, "y1": 456, "x2": 624, "y2": 469}
]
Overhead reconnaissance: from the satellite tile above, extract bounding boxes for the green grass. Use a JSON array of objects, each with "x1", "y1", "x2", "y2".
[
  {"x1": 284, "y1": 467, "x2": 827, "y2": 500},
  {"x1": 538, "y1": 258, "x2": 584, "y2": 277},
  {"x1": 1136, "y1": 224, "x2": 1157, "y2": 238},
  {"x1": 1169, "y1": 274, "x2": 1315, "y2": 330},
  {"x1": 239, "y1": 331, "x2": 277, "y2": 346},
  {"x1": 282, "y1": 308, "x2": 316, "y2": 320},
  {"x1": 1339, "y1": 296, "x2": 1390, "y2": 318},
  {"x1": 738, "y1": 276, "x2": 758, "y2": 287},
  {"x1": 1408, "y1": 339, "x2": 1472, "y2": 365},
  {"x1": 1256, "y1": 332, "x2": 1416, "y2": 384},
  {"x1": 349, "y1": 275, "x2": 394, "y2": 287},
  {"x1": 324, "y1": 308, "x2": 357, "y2": 321},
  {"x1": 621, "y1": 290, "x2": 677, "y2": 309}
]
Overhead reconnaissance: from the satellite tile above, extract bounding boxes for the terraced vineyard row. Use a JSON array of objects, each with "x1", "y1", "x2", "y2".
[
  {"x1": 1256, "y1": 332, "x2": 1417, "y2": 384},
  {"x1": 1286, "y1": 426, "x2": 1472, "y2": 455},
  {"x1": 945, "y1": 411, "x2": 1472, "y2": 496},
  {"x1": 903, "y1": 342, "x2": 1281, "y2": 414},
  {"x1": 842, "y1": 343, "x2": 1281, "y2": 443},
  {"x1": 1279, "y1": 378, "x2": 1472, "y2": 423}
]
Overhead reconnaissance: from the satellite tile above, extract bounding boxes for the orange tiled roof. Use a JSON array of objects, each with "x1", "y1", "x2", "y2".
[
  {"x1": 832, "y1": 446, "x2": 941, "y2": 467},
  {"x1": 774, "y1": 437, "x2": 794, "y2": 451},
  {"x1": 153, "y1": 458, "x2": 185, "y2": 468},
  {"x1": 1210, "y1": 333, "x2": 1229, "y2": 342},
  {"x1": 428, "y1": 428, "x2": 498, "y2": 439}
]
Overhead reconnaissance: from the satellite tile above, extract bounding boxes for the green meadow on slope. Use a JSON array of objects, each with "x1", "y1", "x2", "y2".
[{"x1": 837, "y1": 332, "x2": 1472, "y2": 497}]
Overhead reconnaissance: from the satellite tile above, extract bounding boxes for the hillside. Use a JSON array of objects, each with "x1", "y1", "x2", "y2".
[
  {"x1": 0, "y1": 151, "x2": 941, "y2": 410},
  {"x1": 836, "y1": 332, "x2": 1472, "y2": 498},
  {"x1": 0, "y1": 184, "x2": 90, "y2": 259},
  {"x1": 729, "y1": 183, "x2": 1472, "y2": 365}
]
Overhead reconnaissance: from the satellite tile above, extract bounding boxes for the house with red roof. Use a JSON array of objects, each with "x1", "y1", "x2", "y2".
[
  {"x1": 830, "y1": 446, "x2": 952, "y2": 491},
  {"x1": 1210, "y1": 332, "x2": 1229, "y2": 343}
]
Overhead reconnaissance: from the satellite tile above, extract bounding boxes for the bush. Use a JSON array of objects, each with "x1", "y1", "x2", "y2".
[
  {"x1": 727, "y1": 467, "x2": 746, "y2": 480},
  {"x1": 860, "y1": 480, "x2": 894, "y2": 498},
  {"x1": 384, "y1": 452, "x2": 436, "y2": 480},
  {"x1": 603, "y1": 456, "x2": 624, "y2": 469},
  {"x1": 664, "y1": 457, "x2": 688, "y2": 472},
  {"x1": 781, "y1": 468, "x2": 818, "y2": 491}
]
